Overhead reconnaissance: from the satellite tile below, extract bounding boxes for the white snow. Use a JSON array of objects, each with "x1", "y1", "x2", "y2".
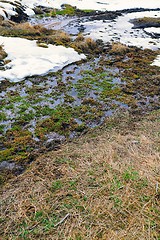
[
  {"x1": 0, "y1": 36, "x2": 86, "y2": 82},
  {"x1": 0, "y1": 0, "x2": 160, "y2": 20},
  {"x1": 0, "y1": 1, "x2": 21, "y2": 19},
  {"x1": 144, "y1": 27, "x2": 160, "y2": 35},
  {"x1": 151, "y1": 55, "x2": 160, "y2": 67},
  {"x1": 81, "y1": 11, "x2": 160, "y2": 50},
  {"x1": 51, "y1": 0, "x2": 160, "y2": 11},
  {"x1": 0, "y1": 0, "x2": 159, "y2": 83}
]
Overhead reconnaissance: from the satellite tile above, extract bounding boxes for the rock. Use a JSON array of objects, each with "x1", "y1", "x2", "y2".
[
  {"x1": 0, "y1": 15, "x2": 3, "y2": 23},
  {"x1": 0, "y1": 161, "x2": 24, "y2": 175},
  {"x1": 0, "y1": 47, "x2": 7, "y2": 61},
  {"x1": 34, "y1": 6, "x2": 53, "y2": 15},
  {"x1": 44, "y1": 132, "x2": 65, "y2": 150},
  {"x1": 1, "y1": 20, "x2": 16, "y2": 28},
  {"x1": 37, "y1": 42, "x2": 48, "y2": 48},
  {"x1": 0, "y1": 1, "x2": 28, "y2": 23}
]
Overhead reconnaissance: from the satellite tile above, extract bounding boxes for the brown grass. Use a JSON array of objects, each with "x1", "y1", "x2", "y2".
[
  {"x1": 0, "y1": 110, "x2": 160, "y2": 239},
  {"x1": 14, "y1": 22, "x2": 50, "y2": 34},
  {"x1": 0, "y1": 44, "x2": 7, "y2": 60},
  {"x1": 136, "y1": 17, "x2": 160, "y2": 24},
  {"x1": 71, "y1": 37, "x2": 99, "y2": 54},
  {"x1": 0, "y1": 21, "x2": 53, "y2": 39},
  {"x1": 110, "y1": 43, "x2": 129, "y2": 55},
  {"x1": 0, "y1": 22, "x2": 101, "y2": 54},
  {"x1": 53, "y1": 31, "x2": 71, "y2": 44}
]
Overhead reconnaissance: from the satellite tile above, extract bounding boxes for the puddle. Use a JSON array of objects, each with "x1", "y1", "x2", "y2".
[{"x1": 0, "y1": 56, "x2": 127, "y2": 137}]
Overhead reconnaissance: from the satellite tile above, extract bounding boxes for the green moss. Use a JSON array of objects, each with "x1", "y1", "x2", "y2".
[
  {"x1": 9, "y1": 125, "x2": 21, "y2": 132},
  {"x1": 52, "y1": 5, "x2": 76, "y2": 16},
  {"x1": 10, "y1": 95, "x2": 24, "y2": 103},
  {"x1": 0, "y1": 175, "x2": 4, "y2": 185},
  {"x1": 51, "y1": 180, "x2": 63, "y2": 191},
  {"x1": 0, "y1": 124, "x2": 5, "y2": 134},
  {"x1": 0, "y1": 112, "x2": 7, "y2": 121},
  {"x1": 18, "y1": 102, "x2": 31, "y2": 113},
  {"x1": 0, "y1": 148, "x2": 15, "y2": 162},
  {"x1": 4, "y1": 103, "x2": 14, "y2": 110},
  {"x1": 36, "y1": 106, "x2": 55, "y2": 117},
  {"x1": 82, "y1": 9, "x2": 95, "y2": 13},
  {"x1": 17, "y1": 112, "x2": 35, "y2": 123}
]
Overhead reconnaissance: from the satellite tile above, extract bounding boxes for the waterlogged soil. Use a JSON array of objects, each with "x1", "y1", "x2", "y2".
[
  {"x1": 30, "y1": 9, "x2": 160, "y2": 50},
  {"x1": 1, "y1": 47, "x2": 159, "y2": 177},
  {"x1": 0, "y1": 8, "x2": 160, "y2": 184}
]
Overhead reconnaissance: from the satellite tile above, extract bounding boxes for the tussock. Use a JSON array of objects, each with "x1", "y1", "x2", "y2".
[
  {"x1": 110, "y1": 42, "x2": 129, "y2": 55},
  {"x1": 71, "y1": 37, "x2": 99, "y2": 53},
  {"x1": 0, "y1": 44, "x2": 7, "y2": 60}
]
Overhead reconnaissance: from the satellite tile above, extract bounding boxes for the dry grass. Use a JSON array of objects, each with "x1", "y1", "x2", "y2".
[
  {"x1": 0, "y1": 44, "x2": 7, "y2": 60},
  {"x1": 0, "y1": 21, "x2": 53, "y2": 39},
  {"x1": 110, "y1": 43, "x2": 129, "y2": 55},
  {"x1": 0, "y1": 110, "x2": 160, "y2": 239},
  {"x1": 136, "y1": 17, "x2": 160, "y2": 24},
  {"x1": 71, "y1": 37, "x2": 99, "y2": 54},
  {"x1": 53, "y1": 31, "x2": 71, "y2": 44},
  {"x1": 14, "y1": 22, "x2": 50, "y2": 34},
  {"x1": 0, "y1": 22, "x2": 100, "y2": 54}
]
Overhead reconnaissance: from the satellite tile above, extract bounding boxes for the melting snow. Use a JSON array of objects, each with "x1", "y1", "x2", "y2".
[
  {"x1": 0, "y1": 0, "x2": 159, "y2": 82},
  {"x1": 0, "y1": 36, "x2": 86, "y2": 82},
  {"x1": 144, "y1": 27, "x2": 160, "y2": 35},
  {"x1": 81, "y1": 11, "x2": 160, "y2": 50},
  {"x1": 52, "y1": 0, "x2": 160, "y2": 11},
  {"x1": 151, "y1": 55, "x2": 160, "y2": 67},
  {"x1": 0, "y1": 0, "x2": 160, "y2": 20}
]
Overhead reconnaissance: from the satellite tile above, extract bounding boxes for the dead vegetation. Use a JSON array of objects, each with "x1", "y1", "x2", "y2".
[
  {"x1": 71, "y1": 37, "x2": 99, "y2": 54},
  {"x1": 0, "y1": 44, "x2": 7, "y2": 60},
  {"x1": 0, "y1": 110, "x2": 160, "y2": 239},
  {"x1": 109, "y1": 42, "x2": 129, "y2": 55},
  {"x1": 0, "y1": 21, "x2": 52, "y2": 37},
  {"x1": 131, "y1": 17, "x2": 160, "y2": 28},
  {"x1": 135, "y1": 17, "x2": 160, "y2": 25}
]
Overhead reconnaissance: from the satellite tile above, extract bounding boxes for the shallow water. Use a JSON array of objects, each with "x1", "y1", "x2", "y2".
[
  {"x1": 0, "y1": 57, "x2": 126, "y2": 136},
  {"x1": 30, "y1": 9, "x2": 160, "y2": 50},
  {"x1": 0, "y1": 8, "x2": 160, "y2": 179}
]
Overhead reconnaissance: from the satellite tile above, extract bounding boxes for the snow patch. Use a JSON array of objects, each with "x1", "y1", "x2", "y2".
[
  {"x1": 81, "y1": 11, "x2": 160, "y2": 50},
  {"x1": 52, "y1": 0, "x2": 160, "y2": 11},
  {"x1": 145, "y1": 27, "x2": 160, "y2": 35},
  {"x1": 151, "y1": 55, "x2": 160, "y2": 67},
  {"x1": 0, "y1": 0, "x2": 160, "y2": 20},
  {"x1": 0, "y1": 36, "x2": 86, "y2": 82}
]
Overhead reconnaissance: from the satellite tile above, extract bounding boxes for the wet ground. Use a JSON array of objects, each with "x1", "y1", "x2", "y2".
[
  {"x1": 0, "y1": 7, "x2": 160, "y2": 183},
  {"x1": 30, "y1": 9, "x2": 160, "y2": 49}
]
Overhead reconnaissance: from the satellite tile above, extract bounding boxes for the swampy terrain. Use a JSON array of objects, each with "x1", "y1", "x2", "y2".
[
  {"x1": 0, "y1": 5, "x2": 160, "y2": 184},
  {"x1": 0, "y1": 2, "x2": 160, "y2": 240}
]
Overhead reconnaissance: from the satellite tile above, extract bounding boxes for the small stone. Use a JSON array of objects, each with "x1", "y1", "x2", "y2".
[
  {"x1": 44, "y1": 132, "x2": 65, "y2": 150},
  {"x1": 37, "y1": 42, "x2": 48, "y2": 48}
]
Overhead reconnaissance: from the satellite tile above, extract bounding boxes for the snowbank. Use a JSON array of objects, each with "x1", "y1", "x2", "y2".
[
  {"x1": 82, "y1": 11, "x2": 160, "y2": 50},
  {"x1": 0, "y1": 36, "x2": 86, "y2": 82},
  {"x1": 144, "y1": 27, "x2": 160, "y2": 35},
  {"x1": 0, "y1": 0, "x2": 160, "y2": 20},
  {"x1": 52, "y1": 0, "x2": 160, "y2": 11},
  {"x1": 151, "y1": 55, "x2": 160, "y2": 67}
]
